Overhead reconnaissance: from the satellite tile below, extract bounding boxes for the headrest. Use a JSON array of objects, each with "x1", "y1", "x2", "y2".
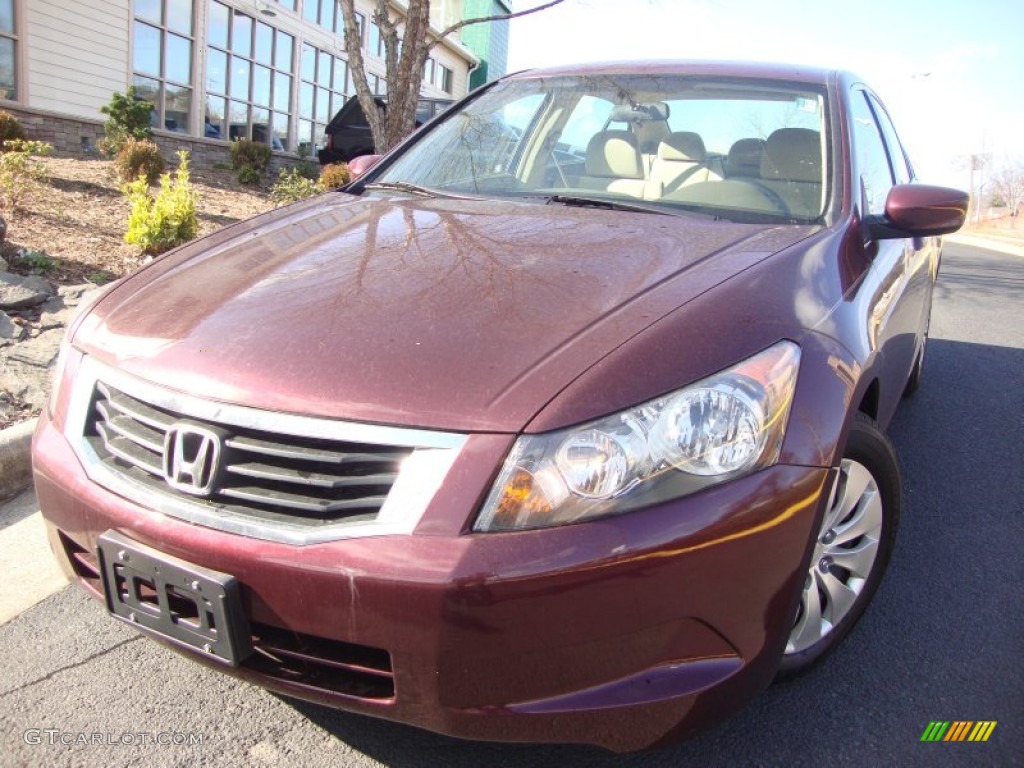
[
  {"x1": 585, "y1": 130, "x2": 644, "y2": 179},
  {"x1": 634, "y1": 119, "x2": 669, "y2": 154},
  {"x1": 658, "y1": 132, "x2": 706, "y2": 163},
  {"x1": 761, "y1": 128, "x2": 821, "y2": 183},
  {"x1": 726, "y1": 138, "x2": 766, "y2": 178}
]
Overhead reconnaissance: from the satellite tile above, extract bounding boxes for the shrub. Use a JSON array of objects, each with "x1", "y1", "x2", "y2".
[
  {"x1": 295, "y1": 161, "x2": 320, "y2": 181},
  {"x1": 100, "y1": 87, "x2": 154, "y2": 156},
  {"x1": 229, "y1": 139, "x2": 272, "y2": 171},
  {"x1": 0, "y1": 139, "x2": 53, "y2": 213},
  {"x1": 270, "y1": 167, "x2": 322, "y2": 206},
  {"x1": 18, "y1": 248, "x2": 58, "y2": 274},
  {"x1": 124, "y1": 150, "x2": 199, "y2": 255},
  {"x1": 237, "y1": 164, "x2": 263, "y2": 185},
  {"x1": 319, "y1": 163, "x2": 351, "y2": 189},
  {"x1": 114, "y1": 137, "x2": 166, "y2": 184},
  {"x1": 88, "y1": 269, "x2": 116, "y2": 285},
  {"x1": 0, "y1": 110, "x2": 26, "y2": 151}
]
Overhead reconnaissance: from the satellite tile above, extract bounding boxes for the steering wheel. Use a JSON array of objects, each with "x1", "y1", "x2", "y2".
[{"x1": 544, "y1": 132, "x2": 569, "y2": 188}]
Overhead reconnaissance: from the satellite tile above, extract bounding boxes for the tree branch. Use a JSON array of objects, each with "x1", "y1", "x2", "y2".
[{"x1": 432, "y1": 0, "x2": 567, "y2": 50}]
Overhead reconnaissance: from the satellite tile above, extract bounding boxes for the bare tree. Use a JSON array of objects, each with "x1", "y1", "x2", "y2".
[
  {"x1": 337, "y1": 0, "x2": 565, "y2": 155},
  {"x1": 988, "y1": 161, "x2": 1024, "y2": 216}
]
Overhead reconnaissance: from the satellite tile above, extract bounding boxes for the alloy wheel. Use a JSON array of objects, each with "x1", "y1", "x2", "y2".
[{"x1": 786, "y1": 458, "x2": 884, "y2": 655}]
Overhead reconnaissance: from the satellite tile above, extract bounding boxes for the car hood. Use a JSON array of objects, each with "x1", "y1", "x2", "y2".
[{"x1": 77, "y1": 193, "x2": 816, "y2": 433}]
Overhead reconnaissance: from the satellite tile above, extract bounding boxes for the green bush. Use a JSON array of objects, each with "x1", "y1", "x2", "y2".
[
  {"x1": 124, "y1": 150, "x2": 199, "y2": 255},
  {"x1": 18, "y1": 248, "x2": 58, "y2": 274},
  {"x1": 237, "y1": 164, "x2": 263, "y2": 185},
  {"x1": 0, "y1": 110, "x2": 26, "y2": 151},
  {"x1": 270, "y1": 167, "x2": 322, "y2": 206},
  {"x1": 88, "y1": 269, "x2": 116, "y2": 285},
  {"x1": 319, "y1": 163, "x2": 351, "y2": 189},
  {"x1": 100, "y1": 87, "x2": 154, "y2": 156},
  {"x1": 114, "y1": 137, "x2": 166, "y2": 184},
  {"x1": 295, "y1": 161, "x2": 320, "y2": 181},
  {"x1": 229, "y1": 139, "x2": 272, "y2": 171},
  {"x1": 0, "y1": 139, "x2": 53, "y2": 213}
]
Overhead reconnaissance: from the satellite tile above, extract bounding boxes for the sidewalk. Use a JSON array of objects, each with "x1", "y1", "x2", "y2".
[
  {"x1": 946, "y1": 228, "x2": 1024, "y2": 258},
  {"x1": 0, "y1": 486, "x2": 68, "y2": 624}
]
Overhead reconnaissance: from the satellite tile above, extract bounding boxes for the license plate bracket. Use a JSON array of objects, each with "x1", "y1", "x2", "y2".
[{"x1": 97, "y1": 530, "x2": 252, "y2": 666}]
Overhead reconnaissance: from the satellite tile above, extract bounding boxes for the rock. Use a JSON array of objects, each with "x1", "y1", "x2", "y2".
[
  {"x1": 6, "y1": 327, "x2": 63, "y2": 368},
  {"x1": 40, "y1": 295, "x2": 64, "y2": 313},
  {"x1": 0, "y1": 215, "x2": 6, "y2": 245},
  {"x1": 58, "y1": 283, "x2": 96, "y2": 306},
  {"x1": 0, "y1": 273, "x2": 53, "y2": 310},
  {"x1": 0, "y1": 358, "x2": 52, "y2": 410},
  {"x1": 0, "y1": 310, "x2": 23, "y2": 341},
  {"x1": 39, "y1": 304, "x2": 76, "y2": 331},
  {"x1": 39, "y1": 284, "x2": 98, "y2": 329},
  {"x1": 0, "y1": 255, "x2": 7, "y2": 272}
]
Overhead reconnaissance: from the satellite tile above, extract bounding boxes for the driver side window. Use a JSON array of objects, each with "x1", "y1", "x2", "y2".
[
  {"x1": 560, "y1": 95, "x2": 615, "y2": 156},
  {"x1": 850, "y1": 90, "x2": 894, "y2": 216}
]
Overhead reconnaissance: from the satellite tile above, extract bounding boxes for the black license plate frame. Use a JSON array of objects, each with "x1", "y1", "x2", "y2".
[{"x1": 97, "y1": 530, "x2": 252, "y2": 666}]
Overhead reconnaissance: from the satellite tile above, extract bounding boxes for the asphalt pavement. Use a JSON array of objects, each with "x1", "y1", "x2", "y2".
[{"x1": 0, "y1": 242, "x2": 1021, "y2": 767}]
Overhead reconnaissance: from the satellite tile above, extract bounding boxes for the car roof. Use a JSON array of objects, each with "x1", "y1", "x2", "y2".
[{"x1": 506, "y1": 60, "x2": 837, "y2": 86}]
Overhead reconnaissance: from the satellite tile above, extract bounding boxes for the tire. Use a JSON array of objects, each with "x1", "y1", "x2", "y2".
[{"x1": 777, "y1": 413, "x2": 900, "y2": 678}]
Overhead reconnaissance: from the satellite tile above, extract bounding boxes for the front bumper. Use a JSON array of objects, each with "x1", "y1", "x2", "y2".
[{"x1": 34, "y1": 408, "x2": 830, "y2": 752}]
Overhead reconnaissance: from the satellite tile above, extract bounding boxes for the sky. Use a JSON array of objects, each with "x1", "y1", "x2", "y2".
[{"x1": 505, "y1": 0, "x2": 1024, "y2": 192}]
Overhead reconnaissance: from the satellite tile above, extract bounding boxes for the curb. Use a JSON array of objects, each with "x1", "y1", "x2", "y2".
[{"x1": 0, "y1": 417, "x2": 37, "y2": 500}]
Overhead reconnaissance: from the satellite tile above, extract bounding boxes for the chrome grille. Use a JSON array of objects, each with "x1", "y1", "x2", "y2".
[{"x1": 86, "y1": 381, "x2": 414, "y2": 526}]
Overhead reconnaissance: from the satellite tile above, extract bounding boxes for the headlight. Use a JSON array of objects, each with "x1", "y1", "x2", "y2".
[{"x1": 474, "y1": 340, "x2": 801, "y2": 532}]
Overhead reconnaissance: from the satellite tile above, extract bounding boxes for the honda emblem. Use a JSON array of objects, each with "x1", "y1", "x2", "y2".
[{"x1": 163, "y1": 423, "x2": 222, "y2": 496}]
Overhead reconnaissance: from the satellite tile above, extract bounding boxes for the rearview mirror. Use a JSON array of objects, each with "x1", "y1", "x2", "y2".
[
  {"x1": 349, "y1": 154, "x2": 383, "y2": 180},
  {"x1": 868, "y1": 184, "x2": 969, "y2": 239}
]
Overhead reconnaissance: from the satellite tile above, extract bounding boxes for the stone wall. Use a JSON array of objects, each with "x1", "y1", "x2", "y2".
[
  {"x1": 0, "y1": 104, "x2": 301, "y2": 175},
  {"x1": 1, "y1": 105, "x2": 105, "y2": 156}
]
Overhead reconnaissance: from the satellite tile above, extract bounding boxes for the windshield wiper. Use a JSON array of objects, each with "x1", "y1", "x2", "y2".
[
  {"x1": 364, "y1": 181, "x2": 440, "y2": 198},
  {"x1": 544, "y1": 194, "x2": 673, "y2": 216},
  {"x1": 363, "y1": 181, "x2": 478, "y2": 200}
]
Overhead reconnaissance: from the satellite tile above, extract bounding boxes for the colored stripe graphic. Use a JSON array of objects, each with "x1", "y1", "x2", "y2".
[
  {"x1": 945, "y1": 721, "x2": 972, "y2": 741},
  {"x1": 920, "y1": 721, "x2": 997, "y2": 742},
  {"x1": 969, "y1": 722, "x2": 997, "y2": 742}
]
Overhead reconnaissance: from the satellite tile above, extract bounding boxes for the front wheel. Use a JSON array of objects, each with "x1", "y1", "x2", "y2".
[{"x1": 777, "y1": 414, "x2": 900, "y2": 678}]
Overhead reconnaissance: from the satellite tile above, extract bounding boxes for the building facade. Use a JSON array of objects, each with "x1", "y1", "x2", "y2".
[
  {"x1": 459, "y1": 0, "x2": 510, "y2": 91},
  {"x1": 0, "y1": 0, "x2": 479, "y2": 164}
]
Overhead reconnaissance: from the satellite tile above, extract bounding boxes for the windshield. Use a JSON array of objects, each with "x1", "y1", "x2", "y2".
[{"x1": 374, "y1": 74, "x2": 830, "y2": 224}]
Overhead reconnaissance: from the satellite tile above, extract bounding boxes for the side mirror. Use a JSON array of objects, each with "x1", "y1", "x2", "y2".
[
  {"x1": 348, "y1": 154, "x2": 382, "y2": 180},
  {"x1": 867, "y1": 184, "x2": 969, "y2": 240}
]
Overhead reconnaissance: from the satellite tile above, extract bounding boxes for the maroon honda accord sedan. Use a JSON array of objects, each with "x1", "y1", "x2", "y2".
[{"x1": 33, "y1": 61, "x2": 967, "y2": 751}]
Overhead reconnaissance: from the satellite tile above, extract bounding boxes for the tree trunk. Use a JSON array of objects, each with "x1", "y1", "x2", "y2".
[{"x1": 337, "y1": 0, "x2": 567, "y2": 156}]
